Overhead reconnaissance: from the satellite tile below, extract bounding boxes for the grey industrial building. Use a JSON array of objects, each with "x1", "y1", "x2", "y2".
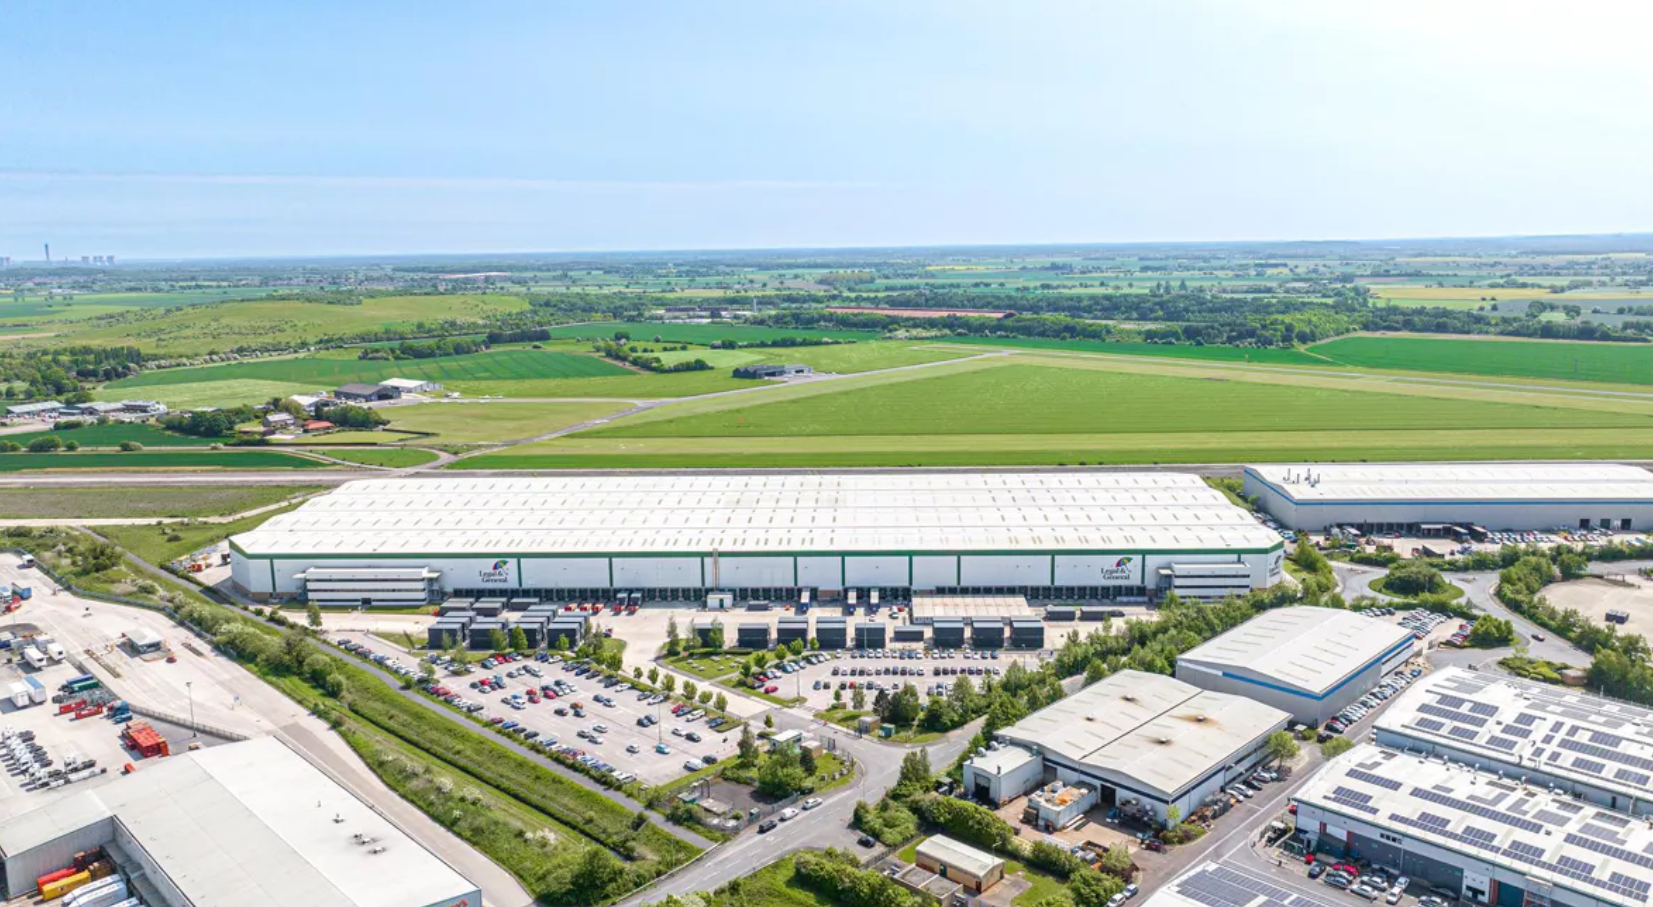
[
  {"x1": 737, "y1": 623, "x2": 772, "y2": 650},
  {"x1": 776, "y1": 616, "x2": 809, "y2": 646},
  {"x1": 815, "y1": 616, "x2": 848, "y2": 649},
  {"x1": 854, "y1": 621, "x2": 885, "y2": 648},
  {"x1": 1243, "y1": 463, "x2": 1653, "y2": 533},
  {"x1": 1009, "y1": 618, "x2": 1044, "y2": 650},
  {"x1": 0, "y1": 737, "x2": 479, "y2": 907},
  {"x1": 971, "y1": 618, "x2": 1005, "y2": 649},
  {"x1": 1295, "y1": 744, "x2": 1653, "y2": 907},
  {"x1": 1376, "y1": 667, "x2": 1653, "y2": 815},
  {"x1": 964, "y1": 670, "x2": 1290, "y2": 823},
  {"x1": 892, "y1": 625, "x2": 926, "y2": 644},
  {"x1": 932, "y1": 618, "x2": 966, "y2": 649},
  {"x1": 1175, "y1": 606, "x2": 1417, "y2": 726}
]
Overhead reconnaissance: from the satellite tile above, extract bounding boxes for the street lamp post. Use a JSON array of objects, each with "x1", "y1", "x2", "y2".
[{"x1": 186, "y1": 681, "x2": 196, "y2": 737}]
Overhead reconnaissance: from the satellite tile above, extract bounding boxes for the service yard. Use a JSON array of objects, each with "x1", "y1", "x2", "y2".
[
  {"x1": 1544, "y1": 574, "x2": 1653, "y2": 630},
  {"x1": 716, "y1": 646, "x2": 1044, "y2": 711}
]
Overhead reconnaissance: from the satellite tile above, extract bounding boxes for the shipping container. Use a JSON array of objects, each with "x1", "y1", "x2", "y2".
[
  {"x1": 37, "y1": 867, "x2": 77, "y2": 891},
  {"x1": 40, "y1": 869, "x2": 91, "y2": 900}
]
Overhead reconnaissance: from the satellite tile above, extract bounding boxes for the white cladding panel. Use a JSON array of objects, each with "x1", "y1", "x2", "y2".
[
  {"x1": 1053, "y1": 554, "x2": 1144, "y2": 586},
  {"x1": 522, "y1": 558, "x2": 609, "y2": 588},
  {"x1": 714, "y1": 557, "x2": 794, "y2": 587},
  {"x1": 271, "y1": 560, "x2": 308, "y2": 594},
  {"x1": 845, "y1": 556, "x2": 908, "y2": 586},
  {"x1": 231, "y1": 555, "x2": 260, "y2": 594},
  {"x1": 613, "y1": 557, "x2": 700, "y2": 588},
  {"x1": 796, "y1": 556, "x2": 841, "y2": 589},
  {"x1": 424, "y1": 557, "x2": 518, "y2": 591},
  {"x1": 960, "y1": 555, "x2": 1049, "y2": 586},
  {"x1": 911, "y1": 556, "x2": 958, "y2": 589}
]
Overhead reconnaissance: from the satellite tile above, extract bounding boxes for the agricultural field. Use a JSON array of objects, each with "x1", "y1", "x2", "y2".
[
  {"x1": 542, "y1": 320, "x2": 877, "y2": 343},
  {"x1": 0, "y1": 422, "x2": 219, "y2": 448},
  {"x1": 0, "y1": 287, "x2": 293, "y2": 324},
  {"x1": 927, "y1": 334, "x2": 1335, "y2": 365},
  {"x1": 52, "y1": 293, "x2": 531, "y2": 355},
  {"x1": 91, "y1": 378, "x2": 326, "y2": 409},
  {"x1": 0, "y1": 449, "x2": 329, "y2": 472},
  {"x1": 374, "y1": 400, "x2": 633, "y2": 444},
  {"x1": 0, "y1": 484, "x2": 321, "y2": 519},
  {"x1": 107, "y1": 347, "x2": 626, "y2": 389},
  {"x1": 1311, "y1": 335, "x2": 1653, "y2": 385},
  {"x1": 315, "y1": 447, "x2": 441, "y2": 467},
  {"x1": 460, "y1": 355, "x2": 1653, "y2": 469}
]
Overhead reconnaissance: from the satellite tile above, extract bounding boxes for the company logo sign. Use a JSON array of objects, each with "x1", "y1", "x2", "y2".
[
  {"x1": 478, "y1": 559, "x2": 512, "y2": 584},
  {"x1": 1269, "y1": 552, "x2": 1284, "y2": 575},
  {"x1": 1100, "y1": 556, "x2": 1137, "y2": 582}
]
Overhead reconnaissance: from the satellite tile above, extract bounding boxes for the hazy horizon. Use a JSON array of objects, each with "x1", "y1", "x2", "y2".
[{"x1": 5, "y1": 0, "x2": 1652, "y2": 260}]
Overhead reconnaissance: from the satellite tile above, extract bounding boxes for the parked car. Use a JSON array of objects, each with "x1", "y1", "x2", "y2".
[{"x1": 759, "y1": 819, "x2": 778, "y2": 833}]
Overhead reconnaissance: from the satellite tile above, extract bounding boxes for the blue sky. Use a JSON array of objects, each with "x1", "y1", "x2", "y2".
[{"x1": 3, "y1": 1, "x2": 1651, "y2": 259}]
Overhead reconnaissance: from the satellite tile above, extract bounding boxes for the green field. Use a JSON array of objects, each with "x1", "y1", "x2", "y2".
[
  {"x1": 0, "y1": 485, "x2": 321, "y2": 519},
  {"x1": 930, "y1": 334, "x2": 1335, "y2": 365},
  {"x1": 0, "y1": 288, "x2": 293, "y2": 324},
  {"x1": 316, "y1": 447, "x2": 440, "y2": 467},
  {"x1": 0, "y1": 450, "x2": 329, "y2": 472},
  {"x1": 92, "y1": 378, "x2": 325, "y2": 409},
  {"x1": 543, "y1": 320, "x2": 878, "y2": 343},
  {"x1": 58, "y1": 294, "x2": 531, "y2": 355},
  {"x1": 379, "y1": 400, "x2": 633, "y2": 444},
  {"x1": 1311, "y1": 335, "x2": 1653, "y2": 385},
  {"x1": 1, "y1": 422, "x2": 219, "y2": 448},
  {"x1": 107, "y1": 347, "x2": 628, "y2": 389},
  {"x1": 650, "y1": 348, "x2": 765, "y2": 368}
]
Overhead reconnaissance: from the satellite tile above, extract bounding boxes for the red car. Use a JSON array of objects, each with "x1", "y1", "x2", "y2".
[{"x1": 765, "y1": 684, "x2": 779, "y2": 693}]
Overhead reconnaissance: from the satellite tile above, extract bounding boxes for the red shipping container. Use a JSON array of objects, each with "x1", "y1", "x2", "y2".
[{"x1": 36, "y1": 867, "x2": 75, "y2": 890}]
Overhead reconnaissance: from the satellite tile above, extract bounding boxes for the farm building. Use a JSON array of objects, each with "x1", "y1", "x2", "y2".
[
  {"x1": 379, "y1": 377, "x2": 440, "y2": 394},
  {"x1": 0, "y1": 736, "x2": 479, "y2": 907},
  {"x1": 228, "y1": 473, "x2": 1285, "y2": 604},
  {"x1": 732, "y1": 363, "x2": 812, "y2": 379},
  {"x1": 1294, "y1": 744, "x2": 1653, "y2": 907},
  {"x1": 1175, "y1": 607, "x2": 1417, "y2": 725},
  {"x1": 4, "y1": 401, "x2": 62, "y2": 420},
  {"x1": 964, "y1": 670, "x2": 1289, "y2": 823},
  {"x1": 1375, "y1": 666, "x2": 1653, "y2": 815},
  {"x1": 1243, "y1": 462, "x2": 1653, "y2": 533},
  {"x1": 334, "y1": 382, "x2": 402, "y2": 402}
]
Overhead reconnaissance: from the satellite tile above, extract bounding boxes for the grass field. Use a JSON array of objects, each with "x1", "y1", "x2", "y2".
[
  {"x1": 927, "y1": 334, "x2": 1335, "y2": 364},
  {"x1": 379, "y1": 400, "x2": 633, "y2": 444},
  {"x1": 59, "y1": 294, "x2": 531, "y2": 355},
  {"x1": 91, "y1": 378, "x2": 324, "y2": 409},
  {"x1": 0, "y1": 288, "x2": 293, "y2": 324},
  {"x1": 650, "y1": 348, "x2": 765, "y2": 368},
  {"x1": 0, "y1": 450, "x2": 329, "y2": 472},
  {"x1": 107, "y1": 347, "x2": 628, "y2": 389},
  {"x1": 0, "y1": 485, "x2": 321, "y2": 519},
  {"x1": 543, "y1": 320, "x2": 877, "y2": 343},
  {"x1": 0, "y1": 422, "x2": 218, "y2": 448},
  {"x1": 98, "y1": 501, "x2": 308, "y2": 564},
  {"x1": 314, "y1": 447, "x2": 440, "y2": 467},
  {"x1": 1311, "y1": 335, "x2": 1653, "y2": 385}
]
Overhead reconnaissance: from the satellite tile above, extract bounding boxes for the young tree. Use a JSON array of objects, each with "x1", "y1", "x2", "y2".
[
  {"x1": 633, "y1": 666, "x2": 643, "y2": 679},
  {"x1": 683, "y1": 680, "x2": 699, "y2": 701},
  {"x1": 508, "y1": 626, "x2": 529, "y2": 652},
  {"x1": 833, "y1": 687, "x2": 844, "y2": 705},
  {"x1": 648, "y1": 666, "x2": 660, "y2": 685},
  {"x1": 738, "y1": 724, "x2": 759, "y2": 762},
  {"x1": 554, "y1": 634, "x2": 570, "y2": 652},
  {"x1": 698, "y1": 690, "x2": 713, "y2": 706},
  {"x1": 788, "y1": 638, "x2": 805, "y2": 657},
  {"x1": 852, "y1": 687, "x2": 867, "y2": 711},
  {"x1": 662, "y1": 674, "x2": 676, "y2": 694},
  {"x1": 713, "y1": 692, "x2": 728, "y2": 712},
  {"x1": 800, "y1": 746, "x2": 818, "y2": 776},
  {"x1": 665, "y1": 614, "x2": 681, "y2": 655},
  {"x1": 1165, "y1": 804, "x2": 1182, "y2": 830},
  {"x1": 1265, "y1": 729, "x2": 1300, "y2": 765},
  {"x1": 739, "y1": 661, "x2": 754, "y2": 679},
  {"x1": 488, "y1": 627, "x2": 509, "y2": 653},
  {"x1": 764, "y1": 713, "x2": 775, "y2": 729},
  {"x1": 899, "y1": 749, "x2": 933, "y2": 788},
  {"x1": 753, "y1": 651, "x2": 770, "y2": 670},
  {"x1": 305, "y1": 602, "x2": 323, "y2": 631},
  {"x1": 706, "y1": 623, "x2": 725, "y2": 651}
]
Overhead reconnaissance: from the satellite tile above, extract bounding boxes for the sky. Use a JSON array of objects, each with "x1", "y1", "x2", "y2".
[{"x1": 3, "y1": 0, "x2": 1651, "y2": 260}]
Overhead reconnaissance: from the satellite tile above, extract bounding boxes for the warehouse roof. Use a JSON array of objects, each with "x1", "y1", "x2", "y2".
[
  {"x1": 1177, "y1": 607, "x2": 1416, "y2": 696},
  {"x1": 1245, "y1": 463, "x2": 1653, "y2": 504},
  {"x1": 995, "y1": 671, "x2": 1289, "y2": 798},
  {"x1": 0, "y1": 737, "x2": 476, "y2": 907},
  {"x1": 1298, "y1": 745, "x2": 1653, "y2": 907},
  {"x1": 1377, "y1": 666, "x2": 1653, "y2": 804},
  {"x1": 1145, "y1": 862, "x2": 1347, "y2": 907},
  {"x1": 232, "y1": 473, "x2": 1281, "y2": 557},
  {"x1": 916, "y1": 835, "x2": 1004, "y2": 879}
]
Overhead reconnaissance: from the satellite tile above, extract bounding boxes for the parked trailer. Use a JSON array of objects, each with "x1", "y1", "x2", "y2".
[
  {"x1": 61, "y1": 673, "x2": 97, "y2": 691},
  {"x1": 10, "y1": 681, "x2": 31, "y2": 709},
  {"x1": 24, "y1": 676, "x2": 47, "y2": 704},
  {"x1": 41, "y1": 870, "x2": 92, "y2": 900},
  {"x1": 65, "y1": 877, "x2": 127, "y2": 907},
  {"x1": 14, "y1": 584, "x2": 31, "y2": 600},
  {"x1": 22, "y1": 646, "x2": 49, "y2": 670}
]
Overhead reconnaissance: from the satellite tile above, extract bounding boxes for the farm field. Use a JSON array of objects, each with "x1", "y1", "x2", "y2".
[
  {"x1": 1311, "y1": 335, "x2": 1653, "y2": 385},
  {"x1": 542, "y1": 320, "x2": 877, "y2": 343},
  {"x1": 443, "y1": 369, "x2": 752, "y2": 399},
  {"x1": 0, "y1": 422, "x2": 219, "y2": 448},
  {"x1": 105, "y1": 347, "x2": 627, "y2": 389},
  {"x1": 927, "y1": 334, "x2": 1335, "y2": 365},
  {"x1": 91, "y1": 378, "x2": 322, "y2": 409},
  {"x1": 55, "y1": 293, "x2": 531, "y2": 355},
  {"x1": 375, "y1": 400, "x2": 633, "y2": 444},
  {"x1": 0, "y1": 287, "x2": 293, "y2": 324},
  {"x1": 0, "y1": 485, "x2": 322, "y2": 520},
  {"x1": 0, "y1": 450, "x2": 330, "y2": 472},
  {"x1": 315, "y1": 447, "x2": 440, "y2": 467}
]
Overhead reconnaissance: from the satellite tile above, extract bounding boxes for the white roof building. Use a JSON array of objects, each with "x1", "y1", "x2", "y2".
[
  {"x1": 1144, "y1": 861, "x2": 1348, "y2": 907},
  {"x1": 1296, "y1": 744, "x2": 1653, "y2": 907},
  {"x1": 988, "y1": 670, "x2": 1289, "y2": 818},
  {"x1": 0, "y1": 737, "x2": 480, "y2": 907},
  {"x1": 1243, "y1": 463, "x2": 1653, "y2": 531},
  {"x1": 1377, "y1": 666, "x2": 1653, "y2": 814},
  {"x1": 1175, "y1": 607, "x2": 1418, "y2": 724},
  {"x1": 379, "y1": 377, "x2": 438, "y2": 392},
  {"x1": 915, "y1": 835, "x2": 1004, "y2": 880}
]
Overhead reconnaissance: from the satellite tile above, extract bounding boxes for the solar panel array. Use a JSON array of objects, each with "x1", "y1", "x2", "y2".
[{"x1": 1173, "y1": 863, "x2": 1344, "y2": 907}]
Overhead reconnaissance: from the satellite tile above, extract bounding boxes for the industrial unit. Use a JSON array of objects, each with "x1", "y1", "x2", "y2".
[
  {"x1": 1294, "y1": 744, "x2": 1653, "y2": 907},
  {"x1": 964, "y1": 670, "x2": 1290, "y2": 823},
  {"x1": 737, "y1": 622, "x2": 772, "y2": 650},
  {"x1": 1144, "y1": 862, "x2": 1347, "y2": 907},
  {"x1": 1376, "y1": 667, "x2": 1653, "y2": 815},
  {"x1": 0, "y1": 737, "x2": 479, "y2": 907},
  {"x1": 229, "y1": 473, "x2": 1285, "y2": 605},
  {"x1": 815, "y1": 616, "x2": 848, "y2": 649},
  {"x1": 1243, "y1": 463, "x2": 1653, "y2": 533},
  {"x1": 853, "y1": 621, "x2": 885, "y2": 648},
  {"x1": 1175, "y1": 607, "x2": 1418, "y2": 725},
  {"x1": 913, "y1": 835, "x2": 1005, "y2": 894}
]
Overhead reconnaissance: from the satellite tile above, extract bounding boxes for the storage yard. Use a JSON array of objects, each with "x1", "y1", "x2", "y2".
[{"x1": 228, "y1": 472, "x2": 1286, "y2": 605}]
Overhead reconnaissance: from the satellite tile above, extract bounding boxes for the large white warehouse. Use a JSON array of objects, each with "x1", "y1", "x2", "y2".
[
  {"x1": 229, "y1": 473, "x2": 1286, "y2": 605},
  {"x1": 1176, "y1": 606, "x2": 1418, "y2": 725},
  {"x1": 1242, "y1": 463, "x2": 1653, "y2": 533},
  {"x1": 1377, "y1": 666, "x2": 1653, "y2": 815}
]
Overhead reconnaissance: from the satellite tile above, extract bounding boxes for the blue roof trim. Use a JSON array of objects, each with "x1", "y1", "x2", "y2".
[{"x1": 1217, "y1": 635, "x2": 1417, "y2": 701}]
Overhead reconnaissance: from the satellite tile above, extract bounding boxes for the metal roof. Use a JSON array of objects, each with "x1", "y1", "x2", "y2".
[
  {"x1": 915, "y1": 835, "x2": 1004, "y2": 879},
  {"x1": 995, "y1": 671, "x2": 1289, "y2": 798},
  {"x1": 232, "y1": 473, "x2": 1280, "y2": 558},
  {"x1": 1145, "y1": 862, "x2": 1348, "y2": 907},
  {"x1": 1177, "y1": 607, "x2": 1416, "y2": 695},
  {"x1": 1378, "y1": 666, "x2": 1653, "y2": 804},
  {"x1": 1246, "y1": 463, "x2": 1653, "y2": 504},
  {"x1": 1298, "y1": 744, "x2": 1653, "y2": 907},
  {"x1": 0, "y1": 737, "x2": 476, "y2": 907}
]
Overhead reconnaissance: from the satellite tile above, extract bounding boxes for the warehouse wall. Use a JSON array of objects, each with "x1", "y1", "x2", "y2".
[
  {"x1": 960, "y1": 555, "x2": 1047, "y2": 586},
  {"x1": 713, "y1": 556, "x2": 793, "y2": 588},
  {"x1": 797, "y1": 556, "x2": 841, "y2": 589},
  {"x1": 612, "y1": 557, "x2": 699, "y2": 587},
  {"x1": 911, "y1": 555, "x2": 958, "y2": 589},
  {"x1": 1054, "y1": 554, "x2": 1144, "y2": 586},
  {"x1": 3, "y1": 814, "x2": 115, "y2": 896},
  {"x1": 523, "y1": 558, "x2": 608, "y2": 588},
  {"x1": 844, "y1": 556, "x2": 907, "y2": 586}
]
